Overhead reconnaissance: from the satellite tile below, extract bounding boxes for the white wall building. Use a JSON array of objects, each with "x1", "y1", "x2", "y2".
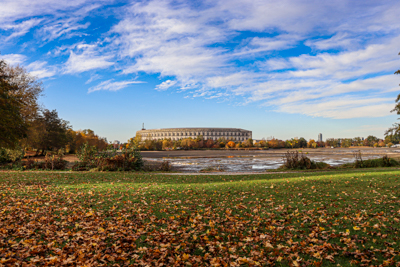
[{"x1": 136, "y1": 127, "x2": 252, "y2": 142}]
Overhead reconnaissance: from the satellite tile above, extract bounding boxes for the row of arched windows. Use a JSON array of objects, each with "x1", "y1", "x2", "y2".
[
  {"x1": 148, "y1": 131, "x2": 250, "y2": 137},
  {"x1": 153, "y1": 137, "x2": 247, "y2": 141}
]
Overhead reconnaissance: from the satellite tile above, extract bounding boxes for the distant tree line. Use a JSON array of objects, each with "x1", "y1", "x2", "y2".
[
  {"x1": 125, "y1": 134, "x2": 393, "y2": 151},
  {"x1": 127, "y1": 135, "x2": 255, "y2": 150}
]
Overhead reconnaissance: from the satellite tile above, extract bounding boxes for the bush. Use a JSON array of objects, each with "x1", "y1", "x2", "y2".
[
  {"x1": 354, "y1": 156, "x2": 399, "y2": 168},
  {"x1": 200, "y1": 166, "x2": 225, "y2": 172},
  {"x1": 74, "y1": 144, "x2": 144, "y2": 171},
  {"x1": 24, "y1": 158, "x2": 44, "y2": 170},
  {"x1": 96, "y1": 149, "x2": 143, "y2": 171},
  {"x1": 72, "y1": 161, "x2": 90, "y2": 171},
  {"x1": 280, "y1": 151, "x2": 330, "y2": 170},
  {"x1": 352, "y1": 151, "x2": 398, "y2": 168},
  {"x1": 76, "y1": 143, "x2": 98, "y2": 166},
  {"x1": 0, "y1": 147, "x2": 24, "y2": 163},
  {"x1": 24, "y1": 150, "x2": 68, "y2": 170},
  {"x1": 43, "y1": 154, "x2": 68, "y2": 170},
  {"x1": 159, "y1": 161, "x2": 172, "y2": 171}
]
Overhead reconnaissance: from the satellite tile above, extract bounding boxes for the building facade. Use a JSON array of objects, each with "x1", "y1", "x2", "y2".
[
  {"x1": 136, "y1": 127, "x2": 252, "y2": 142},
  {"x1": 318, "y1": 133, "x2": 323, "y2": 142}
]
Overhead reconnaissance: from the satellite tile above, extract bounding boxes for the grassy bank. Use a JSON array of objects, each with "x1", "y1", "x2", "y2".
[{"x1": 1, "y1": 169, "x2": 400, "y2": 266}]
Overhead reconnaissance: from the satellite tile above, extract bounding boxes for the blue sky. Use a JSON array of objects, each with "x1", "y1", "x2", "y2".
[{"x1": 1, "y1": 0, "x2": 400, "y2": 142}]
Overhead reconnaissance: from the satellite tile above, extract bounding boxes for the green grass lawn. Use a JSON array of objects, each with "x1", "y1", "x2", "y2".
[{"x1": 1, "y1": 169, "x2": 400, "y2": 266}]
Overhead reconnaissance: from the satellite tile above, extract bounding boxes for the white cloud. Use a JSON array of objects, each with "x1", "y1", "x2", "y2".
[
  {"x1": 2, "y1": 18, "x2": 42, "y2": 40},
  {"x1": 155, "y1": 80, "x2": 177, "y2": 91},
  {"x1": 26, "y1": 61, "x2": 57, "y2": 79},
  {"x1": 0, "y1": 0, "x2": 106, "y2": 24},
  {"x1": 2, "y1": 0, "x2": 400, "y2": 119},
  {"x1": 305, "y1": 33, "x2": 358, "y2": 51},
  {"x1": 88, "y1": 79, "x2": 145, "y2": 93},
  {"x1": 85, "y1": 74, "x2": 101, "y2": 84},
  {"x1": 276, "y1": 98, "x2": 394, "y2": 119},
  {"x1": 233, "y1": 34, "x2": 302, "y2": 57},
  {"x1": 107, "y1": 0, "x2": 400, "y2": 118},
  {"x1": 1, "y1": 54, "x2": 27, "y2": 65},
  {"x1": 64, "y1": 49, "x2": 114, "y2": 74}
]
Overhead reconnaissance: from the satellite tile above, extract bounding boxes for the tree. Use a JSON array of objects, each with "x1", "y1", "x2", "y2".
[
  {"x1": 325, "y1": 138, "x2": 337, "y2": 147},
  {"x1": 226, "y1": 141, "x2": 235, "y2": 148},
  {"x1": 258, "y1": 140, "x2": 267, "y2": 148},
  {"x1": 341, "y1": 138, "x2": 352, "y2": 148},
  {"x1": 1, "y1": 58, "x2": 43, "y2": 149},
  {"x1": 268, "y1": 139, "x2": 280, "y2": 148},
  {"x1": 65, "y1": 129, "x2": 108, "y2": 153},
  {"x1": 205, "y1": 139, "x2": 214, "y2": 148},
  {"x1": 307, "y1": 139, "x2": 316, "y2": 148},
  {"x1": 353, "y1": 137, "x2": 363, "y2": 146},
  {"x1": 385, "y1": 134, "x2": 400, "y2": 145},
  {"x1": 378, "y1": 140, "x2": 385, "y2": 147},
  {"x1": 365, "y1": 135, "x2": 378, "y2": 147},
  {"x1": 298, "y1": 137, "x2": 307, "y2": 148},
  {"x1": 33, "y1": 109, "x2": 71, "y2": 154},
  {"x1": 0, "y1": 59, "x2": 27, "y2": 148},
  {"x1": 4, "y1": 63, "x2": 43, "y2": 123}
]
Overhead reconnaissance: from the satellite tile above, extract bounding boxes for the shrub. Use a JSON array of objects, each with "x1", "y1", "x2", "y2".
[
  {"x1": 0, "y1": 147, "x2": 24, "y2": 163},
  {"x1": 76, "y1": 146, "x2": 144, "y2": 171},
  {"x1": 281, "y1": 150, "x2": 330, "y2": 170},
  {"x1": 353, "y1": 150, "x2": 363, "y2": 168},
  {"x1": 159, "y1": 161, "x2": 172, "y2": 171},
  {"x1": 72, "y1": 161, "x2": 90, "y2": 171},
  {"x1": 24, "y1": 149, "x2": 68, "y2": 170},
  {"x1": 43, "y1": 154, "x2": 68, "y2": 170},
  {"x1": 351, "y1": 151, "x2": 399, "y2": 168},
  {"x1": 354, "y1": 156, "x2": 399, "y2": 168},
  {"x1": 24, "y1": 158, "x2": 44, "y2": 170},
  {"x1": 200, "y1": 166, "x2": 225, "y2": 172},
  {"x1": 76, "y1": 143, "x2": 98, "y2": 166}
]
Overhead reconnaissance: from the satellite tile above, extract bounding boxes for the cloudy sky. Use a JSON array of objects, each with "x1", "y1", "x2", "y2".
[{"x1": 1, "y1": 0, "x2": 399, "y2": 142}]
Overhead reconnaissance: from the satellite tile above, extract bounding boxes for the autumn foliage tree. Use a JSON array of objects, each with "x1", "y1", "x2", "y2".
[
  {"x1": 0, "y1": 59, "x2": 26, "y2": 148},
  {"x1": 67, "y1": 129, "x2": 108, "y2": 153},
  {"x1": 307, "y1": 139, "x2": 317, "y2": 148},
  {"x1": 226, "y1": 141, "x2": 235, "y2": 148},
  {"x1": 26, "y1": 109, "x2": 71, "y2": 155},
  {"x1": 0, "y1": 59, "x2": 42, "y2": 148}
]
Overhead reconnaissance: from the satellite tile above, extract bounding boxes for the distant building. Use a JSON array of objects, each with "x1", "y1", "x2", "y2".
[
  {"x1": 318, "y1": 133, "x2": 323, "y2": 142},
  {"x1": 113, "y1": 140, "x2": 120, "y2": 149},
  {"x1": 136, "y1": 127, "x2": 252, "y2": 142}
]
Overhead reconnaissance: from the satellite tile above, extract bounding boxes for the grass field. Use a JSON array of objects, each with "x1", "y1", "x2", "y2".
[{"x1": 1, "y1": 169, "x2": 400, "y2": 266}]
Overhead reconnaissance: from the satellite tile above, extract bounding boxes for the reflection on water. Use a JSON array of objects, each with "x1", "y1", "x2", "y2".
[{"x1": 147, "y1": 154, "x2": 382, "y2": 172}]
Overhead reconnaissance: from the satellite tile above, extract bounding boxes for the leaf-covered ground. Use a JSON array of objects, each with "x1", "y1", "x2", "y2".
[{"x1": 1, "y1": 169, "x2": 400, "y2": 266}]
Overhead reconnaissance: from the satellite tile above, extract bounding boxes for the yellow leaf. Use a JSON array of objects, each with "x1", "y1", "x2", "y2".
[
  {"x1": 86, "y1": 211, "x2": 94, "y2": 217},
  {"x1": 265, "y1": 242, "x2": 273, "y2": 248},
  {"x1": 353, "y1": 226, "x2": 360, "y2": 230}
]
